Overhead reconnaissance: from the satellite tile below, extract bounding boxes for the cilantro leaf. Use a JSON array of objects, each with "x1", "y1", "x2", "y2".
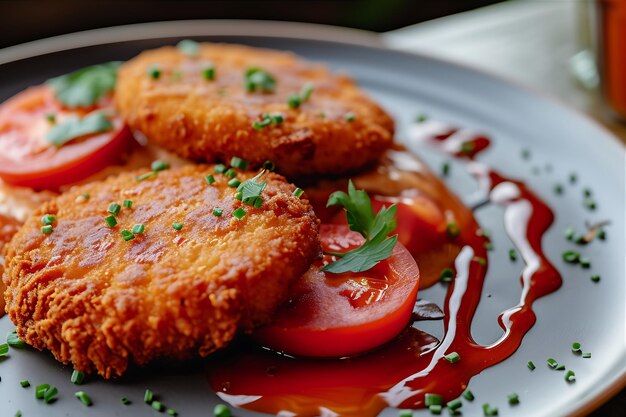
[
  {"x1": 47, "y1": 112, "x2": 113, "y2": 147},
  {"x1": 47, "y1": 62, "x2": 120, "y2": 108},
  {"x1": 237, "y1": 170, "x2": 267, "y2": 206},
  {"x1": 327, "y1": 180, "x2": 374, "y2": 238}
]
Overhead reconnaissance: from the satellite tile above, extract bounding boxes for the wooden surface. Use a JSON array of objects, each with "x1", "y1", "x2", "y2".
[{"x1": 384, "y1": 1, "x2": 625, "y2": 416}]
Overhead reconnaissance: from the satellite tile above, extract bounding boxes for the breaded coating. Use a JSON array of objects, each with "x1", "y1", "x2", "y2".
[
  {"x1": 115, "y1": 43, "x2": 394, "y2": 178},
  {"x1": 3, "y1": 165, "x2": 320, "y2": 378}
]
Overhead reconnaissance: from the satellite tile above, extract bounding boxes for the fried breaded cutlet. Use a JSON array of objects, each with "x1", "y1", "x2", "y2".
[
  {"x1": 115, "y1": 43, "x2": 394, "y2": 178},
  {"x1": 3, "y1": 164, "x2": 320, "y2": 378}
]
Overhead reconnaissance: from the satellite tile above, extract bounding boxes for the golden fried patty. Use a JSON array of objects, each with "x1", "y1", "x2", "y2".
[
  {"x1": 3, "y1": 165, "x2": 320, "y2": 378},
  {"x1": 115, "y1": 43, "x2": 394, "y2": 178}
]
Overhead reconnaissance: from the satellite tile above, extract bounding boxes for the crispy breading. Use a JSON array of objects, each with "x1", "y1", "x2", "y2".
[
  {"x1": 115, "y1": 43, "x2": 394, "y2": 178},
  {"x1": 3, "y1": 165, "x2": 320, "y2": 378}
]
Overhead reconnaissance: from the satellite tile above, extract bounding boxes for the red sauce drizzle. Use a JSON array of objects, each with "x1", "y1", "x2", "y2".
[{"x1": 207, "y1": 119, "x2": 562, "y2": 417}]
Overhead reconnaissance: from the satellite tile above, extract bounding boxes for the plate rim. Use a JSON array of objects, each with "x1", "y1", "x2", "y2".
[{"x1": 0, "y1": 18, "x2": 624, "y2": 417}]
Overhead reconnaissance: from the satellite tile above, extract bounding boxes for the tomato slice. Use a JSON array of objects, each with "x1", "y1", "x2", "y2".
[
  {"x1": 0, "y1": 85, "x2": 133, "y2": 190},
  {"x1": 253, "y1": 224, "x2": 419, "y2": 358}
]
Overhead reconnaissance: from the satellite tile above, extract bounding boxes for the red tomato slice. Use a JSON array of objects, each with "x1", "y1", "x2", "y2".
[
  {"x1": 253, "y1": 224, "x2": 420, "y2": 358},
  {"x1": 0, "y1": 85, "x2": 132, "y2": 190}
]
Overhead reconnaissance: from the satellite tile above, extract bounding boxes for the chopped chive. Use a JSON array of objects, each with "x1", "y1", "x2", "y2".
[
  {"x1": 82, "y1": 192, "x2": 90, "y2": 200},
  {"x1": 121, "y1": 396, "x2": 131, "y2": 405},
  {"x1": 590, "y1": 274, "x2": 600, "y2": 283},
  {"x1": 148, "y1": 66, "x2": 161, "y2": 80},
  {"x1": 35, "y1": 384, "x2": 50, "y2": 399},
  {"x1": 132, "y1": 224, "x2": 145, "y2": 235},
  {"x1": 152, "y1": 401, "x2": 164, "y2": 411},
  {"x1": 233, "y1": 207, "x2": 246, "y2": 220},
  {"x1": 473, "y1": 256, "x2": 487, "y2": 266},
  {"x1": 564, "y1": 226, "x2": 575, "y2": 240},
  {"x1": 300, "y1": 83, "x2": 314, "y2": 101},
  {"x1": 202, "y1": 66, "x2": 215, "y2": 80},
  {"x1": 439, "y1": 267, "x2": 454, "y2": 283},
  {"x1": 214, "y1": 164, "x2": 227, "y2": 173},
  {"x1": 482, "y1": 403, "x2": 498, "y2": 416},
  {"x1": 75, "y1": 391, "x2": 92, "y2": 406},
  {"x1": 527, "y1": 360, "x2": 536, "y2": 370},
  {"x1": 7, "y1": 330, "x2": 26, "y2": 348},
  {"x1": 214, "y1": 403, "x2": 231, "y2": 417},
  {"x1": 15, "y1": 411, "x2": 22, "y2": 417},
  {"x1": 263, "y1": 160, "x2": 275, "y2": 171},
  {"x1": 428, "y1": 404, "x2": 442, "y2": 415},
  {"x1": 572, "y1": 342, "x2": 582, "y2": 353},
  {"x1": 580, "y1": 257, "x2": 591, "y2": 268},
  {"x1": 569, "y1": 173, "x2": 577, "y2": 184},
  {"x1": 41, "y1": 225, "x2": 53, "y2": 234},
  {"x1": 441, "y1": 162, "x2": 450, "y2": 176},
  {"x1": 213, "y1": 207, "x2": 223, "y2": 217},
  {"x1": 108, "y1": 203, "x2": 121, "y2": 215},
  {"x1": 167, "y1": 409, "x2": 178, "y2": 416},
  {"x1": 460, "y1": 141, "x2": 475, "y2": 155},
  {"x1": 46, "y1": 113, "x2": 57, "y2": 124},
  {"x1": 172, "y1": 223, "x2": 183, "y2": 231},
  {"x1": 287, "y1": 94, "x2": 302, "y2": 109},
  {"x1": 597, "y1": 229, "x2": 606, "y2": 240},
  {"x1": 20, "y1": 380, "x2": 30, "y2": 388},
  {"x1": 136, "y1": 171, "x2": 157, "y2": 182},
  {"x1": 547, "y1": 358, "x2": 558, "y2": 369},
  {"x1": 521, "y1": 148, "x2": 531, "y2": 159},
  {"x1": 205, "y1": 174, "x2": 216, "y2": 184},
  {"x1": 253, "y1": 197, "x2": 263, "y2": 208},
  {"x1": 44, "y1": 386, "x2": 58, "y2": 403},
  {"x1": 41, "y1": 214, "x2": 56, "y2": 225},
  {"x1": 425, "y1": 393, "x2": 443, "y2": 406},
  {"x1": 144, "y1": 389, "x2": 154, "y2": 404},
  {"x1": 235, "y1": 192, "x2": 243, "y2": 201},
  {"x1": 230, "y1": 157, "x2": 249, "y2": 170},
  {"x1": 228, "y1": 178, "x2": 241, "y2": 188},
  {"x1": 447, "y1": 399, "x2": 462, "y2": 411},
  {"x1": 71, "y1": 370, "x2": 85, "y2": 385},
  {"x1": 123, "y1": 199, "x2": 133, "y2": 209},
  {"x1": 562, "y1": 250, "x2": 580, "y2": 264},
  {"x1": 508, "y1": 249, "x2": 517, "y2": 261},
  {"x1": 224, "y1": 168, "x2": 237, "y2": 179},
  {"x1": 582, "y1": 352, "x2": 592, "y2": 358},
  {"x1": 345, "y1": 112, "x2": 356, "y2": 122},
  {"x1": 565, "y1": 370, "x2": 576, "y2": 382},
  {"x1": 583, "y1": 188, "x2": 592, "y2": 197},
  {"x1": 270, "y1": 113, "x2": 284, "y2": 124},
  {"x1": 176, "y1": 39, "x2": 199, "y2": 56},
  {"x1": 462, "y1": 390, "x2": 475, "y2": 401},
  {"x1": 151, "y1": 160, "x2": 170, "y2": 172},
  {"x1": 554, "y1": 184, "x2": 564, "y2": 195},
  {"x1": 104, "y1": 215, "x2": 117, "y2": 228},
  {"x1": 507, "y1": 393, "x2": 519, "y2": 405},
  {"x1": 444, "y1": 352, "x2": 461, "y2": 363},
  {"x1": 584, "y1": 198, "x2": 597, "y2": 210},
  {"x1": 121, "y1": 230, "x2": 135, "y2": 241},
  {"x1": 416, "y1": 114, "x2": 428, "y2": 123},
  {"x1": 252, "y1": 118, "x2": 271, "y2": 130},
  {"x1": 446, "y1": 222, "x2": 460, "y2": 238},
  {"x1": 556, "y1": 364, "x2": 566, "y2": 371},
  {"x1": 293, "y1": 187, "x2": 304, "y2": 198},
  {"x1": 244, "y1": 67, "x2": 276, "y2": 93}
]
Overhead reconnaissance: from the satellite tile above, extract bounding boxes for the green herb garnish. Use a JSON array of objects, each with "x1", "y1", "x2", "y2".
[
  {"x1": 132, "y1": 224, "x2": 145, "y2": 235},
  {"x1": 202, "y1": 66, "x2": 215, "y2": 80},
  {"x1": 123, "y1": 199, "x2": 133, "y2": 209},
  {"x1": 151, "y1": 160, "x2": 170, "y2": 172},
  {"x1": 41, "y1": 214, "x2": 56, "y2": 225},
  {"x1": 47, "y1": 62, "x2": 120, "y2": 108},
  {"x1": 71, "y1": 370, "x2": 85, "y2": 385},
  {"x1": 47, "y1": 112, "x2": 112, "y2": 147},
  {"x1": 121, "y1": 230, "x2": 135, "y2": 241},
  {"x1": 172, "y1": 223, "x2": 183, "y2": 231},
  {"x1": 293, "y1": 187, "x2": 304, "y2": 198},
  {"x1": 233, "y1": 207, "x2": 246, "y2": 220},
  {"x1": 463, "y1": 390, "x2": 475, "y2": 401},
  {"x1": 177, "y1": 39, "x2": 199, "y2": 57},
  {"x1": 245, "y1": 68, "x2": 276, "y2": 93},
  {"x1": 230, "y1": 156, "x2": 249, "y2": 170},
  {"x1": 527, "y1": 360, "x2": 536, "y2": 370},
  {"x1": 75, "y1": 391, "x2": 92, "y2": 406},
  {"x1": 20, "y1": 380, "x2": 30, "y2": 388},
  {"x1": 104, "y1": 215, "x2": 117, "y2": 228},
  {"x1": 108, "y1": 203, "x2": 121, "y2": 216},
  {"x1": 7, "y1": 330, "x2": 26, "y2": 348},
  {"x1": 214, "y1": 403, "x2": 231, "y2": 417},
  {"x1": 237, "y1": 170, "x2": 267, "y2": 206},
  {"x1": 41, "y1": 225, "x2": 53, "y2": 235},
  {"x1": 507, "y1": 393, "x2": 519, "y2": 405},
  {"x1": 444, "y1": 352, "x2": 461, "y2": 363},
  {"x1": 213, "y1": 208, "x2": 223, "y2": 217}
]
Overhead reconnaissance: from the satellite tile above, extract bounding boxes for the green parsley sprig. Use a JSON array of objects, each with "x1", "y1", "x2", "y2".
[{"x1": 322, "y1": 180, "x2": 398, "y2": 273}]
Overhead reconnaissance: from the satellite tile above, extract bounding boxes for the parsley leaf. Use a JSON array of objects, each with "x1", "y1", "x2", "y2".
[
  {"x1": 323, "y1": 180, "x2": 398, "y2": 273},
  {"x1": 47, "y1": 112, "x2": 113, "y2": 147},
  {"x1": 237, "y1": 170, "x2": 267, "y2": 206},
  {"x1": 47, "y1": 62, "x2": 120, "y2": 108}
]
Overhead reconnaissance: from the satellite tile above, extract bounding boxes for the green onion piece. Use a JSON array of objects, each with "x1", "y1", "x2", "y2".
[
  {"x1": 416, "y1": 114, "x2": 428, "y2": 123},
  {"x1": 148, "y1": 66, "x2": 161, "y2": 80},
  {"x1": 228, "y1": 178, "x2": 241, "y2": 188},
  {"x1": 205, "y1": 174, "x2": 216, "y2": 185},
  {"x1": 571, "y1": 342, "x2": 582, "y2": 353},
  {"x1": 202, "y1": 66, "x2": 215, "y2": 80},
  {"x1": 167, "y1": 409, "x2": 178, "y2": 416},
  {"x1": 151, "y1": 160, "x2": 170, "y2": 172},
  {"x1": 398, "y1": 410, "x2": 412, "y2": 417},
  {"x1": 35, "y1": 384, "x2": 50, "y2": 399},
  {"x1": 507, "y1": 393, "x2": 519, "y2": 405},
  {"x1": 108, "y1": 203, "x2": 121, "y2": 215},
  {"x1": 152, "y1": 401, "x2": 164, "y2": 411},
  {"x1": 121, "y1": 230, "x2": 135, "y2": 241},
  {"x1": 177, "y1": 39, "x2": 199, "y2": 57},
  {"x1": 214, "y1": 403, "x2": 232, "y2": 417},
  {"x1": 447, "y1": 399, "x2": 462, "y2": 411},
  {"x1": 473, "y1": 256, "x2": 487, "y2": 266},
  {"x1": 20, "y1": 380, "x2": 30, "y2": 388},
  {"x1": 213, "y1": 207, "x2": 223, "y2": 217},
  {"x1": 444, "y1": 352, "x2": 461, "y2": 363},
  {"x1": 75, "y1": 391, "x2": 92, "y2": 406},
  {"x1": 584, "y1": 198, "x2": 597, "y2": 210},
  {"x1": 46, "y1": 113, "x2": 57, "y2": 124},
  {"x1": 527, "y1": 360, "x2": 536, "y2": 370},
  {"x1": 41, "y1": 225, "x2": 53, "y2": 235},
  {"x1": 547, "y1": 358, "x2": 558, "y2": 369},
  {"x1": 580, "y1": 257, "x2": 591, "y2": 269},
  {"x1": 569, "y1": 173, "x2": 577, "y2": 184},
  {"x1": 244, "y1": 67, "x2": 276, "y2": 93},
  {"x1": 263, "y1": 160, "x2": 275, "y2": 171},
  {"x1": 582, "y1": 352, "x2": 592, "y2": 358},
  {"x1": 564, "y1": 370, "x2": 576, "y2": 382},
  {"x1": 233, "y1": 207, "x2": 246, "y2": 220},
  {"x1": 123, "y1": 199, "x2": 133, "y2": 209},
  {"x1": 15, "y1": 411, "x2": 22, "y2": 417},
  {"x1": 441, "y1": 162, "x2": 450, "y2": 176},
  {"x1": 287, "y1": 94, "x2": 302, "y2": 109},
  {"x1": 293, "y1": 187, "x2": 304, "y2": 198},
  {"x1": 104, "y1": 215, "x2": 117, "y2": 228},
  {"x1": 425, "y1": 393, "x2": 443, "y2": 407},
  {"x1": 591, "y1": 274, "x2": 600, "y2": 283},
  {"x1": 583, "y1": 188, "x2": 592, "y2": 197},
  {"x1": 235, "y1": 192, "x2": 243, "y2": 201},
  {"x1": 214, "y1": 164, "x2": 227, "y2": 173},
  {"x1": 136, "y1": 171, "x2": 157, "y2": 182},
  {"x1": 71, "y1": 370, "x2": 85, "y2": 385},
  {"x1": 172, "y1": 223, "x2": 183, "y2": 231},
  {"x1": 121, "y1": 397, "x2": 131, "y2": 405},
  {"x1": 597, "y1": 229, "x2": 606, "y2": 240},
  {"x1": 44, "y1": 386, "x2": 58, "y2": 403},
  {"x1": 462, "y1": 390, "x2": 475, "y2": 401},
  {"x1": 41, "y1": 214, "x2": 56, "y2": 225},
  {"x1": 439, "y1": 267, "x2": 454, "y2": 283},
  {"x1": 230, "y1": 157, "x2": 249, "y2": 170},
  {"x1": 555, "y1": 364, "x2": 566, "y2": 371},
  {"x1": 7, "y1": 330, "x2": 26, "y2": 348},
  {"x1": 482, "y1": 403, "x2": 498, "y2": 416},
  {"x1": 82, "y1": 192, "x2": 90, "y2": 200},
  {"x1": 300, "y1": 83, "x2": 314, "y2": 101},
  {"x1": 132, "y1": 224, "x2": 145, "y2": 235},
  {"x1": 562, "y1": 250, "x2": 580, "y2": 264},
  {"x1": 224, "y1": 168, "x2": 237, "y2": 179},
  {"x1": 428, "y1": 405, "x2": 442, "y2": 415},
  {"x1": 252, "y1": 118, "x2": 271, "y2": 130},
  {"x1": 554, "y1": 184, "x2": 564, "y2": 195},
  {"x1": 564, "y1": 226, "x2": 575, "y2": 241},
  {"x1": 144, "y1": 389, "x2": 154, "y2": 404},
  {"x1": 345, "y1": 112, "x2": 356, "y2": 122},
  {"x1": 446, "y1": 222, "x2": 461, "y2": 238},
  {"x1": 253, "y1": 197, "x2": 263, "y2": 208},
  {"x1": 508, "y1": 249, "x2": 517, "y2": 261}
]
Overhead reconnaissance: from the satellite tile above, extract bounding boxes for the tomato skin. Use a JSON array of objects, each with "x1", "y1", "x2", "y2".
[
  {"x1": 253, "y1": 224, "x2": 419, "y2": 358},
  {"x1": 0, "y1": 85, "x2": 133, "y2": 190}
]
